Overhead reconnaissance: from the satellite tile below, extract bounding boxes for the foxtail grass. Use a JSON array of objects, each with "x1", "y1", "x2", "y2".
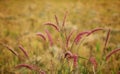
[
  {"x1": 103, "y1": 29, "x2": 111, "y2": 54},
  {"x1": 36, "y1": 32, "x2": 46, "y2": 41},
  {"x1": 1, "y1": 43, "x2": 18, "y2": 56},
  {"x1": 18, "y1": 45, "x2": 29, "y2": 59},
  {"x1": 106, "y1": 48, "x2": 120, "y2": 61},
  {"x1": 44, "y1": 22, "x2": 60, "y2": 32},
  {"x1": 45, "y1": 30, "x2": 54, "y2": 46}
]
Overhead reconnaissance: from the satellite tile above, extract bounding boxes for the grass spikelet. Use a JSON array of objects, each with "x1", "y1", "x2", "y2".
[
  {"x1": 18, "y1": 45, "x2": 29, "y2": 58},
  {"x1": 87, "y1": 28, "x2": 103, "y2": 36},
  {"x1": 55, "y1": 15, "x2": 59, "y2": 26},
  {"x1": 65, "y1": 51, "x2": 73, "y2": 59},
  {"x1": 74, "y1": 31, "x2": 89, "y2": 44},
  {"x1": 15, "y1": 64, "x2": 34, "y2": 70},
  {"x1": 64, "y1": 51, "x2": 78, "y2": 68},
  {"x1": 72, "y1": 54, "x2": 78, "y2": 68},
  {"x1": 45, "y1": 30, "x2": 54, "y2": 46},
  {"x1": 44, "y1": 22, "x2": 59, "y2": 32},
  {"x1": 36, "y1": 32, "x2": 46, "y2": 41},
  {"x1": 62, "y1": 11, "x2": 68, "y2": 27},
  {"x1": 103, "y1": 29, "x2": 110, "y2": 52},
  {"x1": 66, "y1": 30, "x2": 75, "y2": 48},
  {"x1": 106, "y1": 48, "x2": 120, "y2": 61},
  {"x1": 2, "y1": 43, "x2": 18, "y2": 56},
  {"x1": 89, "y1": 56, "x2": 97, "y2": 69}
]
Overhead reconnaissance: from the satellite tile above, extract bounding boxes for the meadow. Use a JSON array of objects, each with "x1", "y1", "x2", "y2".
[{"x1": 0, "y1": 0, "x2": 120, "y2": 74}]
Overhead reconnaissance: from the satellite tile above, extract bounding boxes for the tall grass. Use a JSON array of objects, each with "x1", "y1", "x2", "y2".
[{"x1": 1, "y1": 12, "x2": 120, "y2": 74}]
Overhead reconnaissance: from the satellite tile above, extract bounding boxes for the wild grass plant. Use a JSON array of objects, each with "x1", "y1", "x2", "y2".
[{"x1": 0, "y1": 12, "x2": 120, "y2": 74}]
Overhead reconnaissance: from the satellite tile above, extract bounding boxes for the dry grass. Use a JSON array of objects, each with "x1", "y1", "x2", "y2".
[{"x1": 0, "y1": 0, "x2": 120, "y2": 74}]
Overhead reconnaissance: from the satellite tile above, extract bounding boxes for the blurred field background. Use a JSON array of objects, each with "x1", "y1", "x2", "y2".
[{"x1": 0, "y1": 0, "x2": 120, "y2": 74}]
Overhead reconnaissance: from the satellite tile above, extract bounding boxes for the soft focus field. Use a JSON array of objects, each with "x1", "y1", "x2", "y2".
[{"x1": 0, "y1": 0, "x2": 120, "y2": 74}]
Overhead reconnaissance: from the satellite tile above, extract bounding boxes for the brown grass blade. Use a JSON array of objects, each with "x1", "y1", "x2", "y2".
[
  {"x1": 44, "y1": 22, "x2": 59, "y2": 32},
  {"x1": 106, "y1": 48, "x2": 120, "y2": 61},
  {"x1": 45, "y1": 30, "x2": 54, "y2": 46},
  {"x1": 18, "y1": 45, "x2": 29, "y2": 58},
  {"x1": 87, "y1": 28, "x2": 104, "y2": 36},
  {"x1": 36, "y1": 32, "x2": 46, "y2": 41}
]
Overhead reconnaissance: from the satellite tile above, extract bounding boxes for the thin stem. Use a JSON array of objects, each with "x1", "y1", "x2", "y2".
[
  {"x1": 70, "y1": 40, "x2": 75, "y2": 51},
  {"x1": 76, "y1": 36, "x2": 88, "y2": 54},
  {"x1": 93, "y1": 66, "x2": 96, "y2": 74},
  {"x1": 78, "y1": 56, "x2": 88, "y2": 60}
]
